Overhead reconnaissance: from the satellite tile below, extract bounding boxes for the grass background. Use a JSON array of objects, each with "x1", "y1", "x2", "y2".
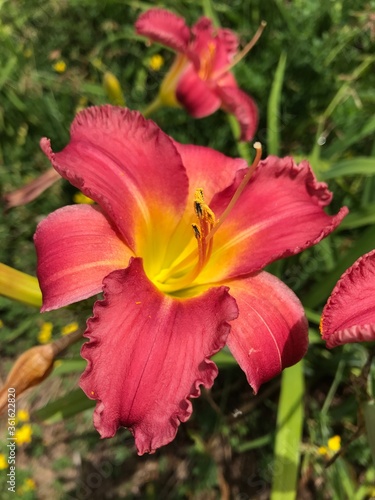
[{"x1": 1, "y1": 0, "x2": 375, "y2": 498}]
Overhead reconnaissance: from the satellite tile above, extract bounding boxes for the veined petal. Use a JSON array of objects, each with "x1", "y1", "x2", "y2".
[
  {"x1": 199, "y1": 156, "x2": 348, "y2": 284},
  {"x1": 321, "y1": 250, "x2": 375, "y2": 348},
  {"x1": 176, "y1": 64, "x2": 221, "y2": 118},
  {"x1": 135, "y1": 8, "x2": 190, "y2": 52},
  {"x1": 80, "y1": 258, "x2": 238, "y2": 455},
  {"x1": 34, "y1": 205, "x2": 132, "y2": 311},
  {"x1": 226, "y1": 271, "x2": 308, "y2": 393},
  {"x1": 217, "y1": 85, "x2": 258, "y2": 141},
  {"x1": 174, "y1": 142, "x2": 247, "y2": 205},
  {"x1": 189, "y1": 18, "x2": 237, "y2": 70},
  {"x1": 40, "y1": 106, "x2": 189, "y2": 277}
]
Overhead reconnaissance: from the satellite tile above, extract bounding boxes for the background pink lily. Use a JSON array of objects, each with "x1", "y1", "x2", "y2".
[
  {"x1": 321, "y1": 250, "x2": 375, "y2": 348},
  {"x1": 136, "y1": 8, "x2": 259, "y2": 141},
  {"x1": 34, "y1": 105, "x2": 347, "y2": 454}
]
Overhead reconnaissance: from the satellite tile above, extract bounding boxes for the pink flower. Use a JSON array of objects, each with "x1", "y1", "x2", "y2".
[
  {"x1": 135, "y1": 8, "x2": 259, "y2": 141},
  {"x1": 35, "y1": 105, "x2": 347, "y2": 454},
  {"x1": 321, "y1": 250, "x2": 375, "y2": 348}
]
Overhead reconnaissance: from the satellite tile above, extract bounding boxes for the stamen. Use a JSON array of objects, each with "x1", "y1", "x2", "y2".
[
  {"x1": 156, "y1": 144, "x2": 262, "y2": 293},
  {"x1": 206, "y1": 142, "x2": 262, "y2": 241},
  {"x1": 213, "y1": 21, "x2": 267, "y2": 81}
]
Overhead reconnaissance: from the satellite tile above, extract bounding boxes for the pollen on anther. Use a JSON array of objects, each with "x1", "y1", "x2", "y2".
[{"x1": 192, "y1": 223, "x2": 201, "y2": 239}]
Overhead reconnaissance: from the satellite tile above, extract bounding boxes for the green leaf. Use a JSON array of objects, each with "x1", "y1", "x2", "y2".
[
  {"x1": 267, "y1": 52, "x2": 287, "y2": 156},
  {"x1": 212, "y1": 349, "x2": 237, "y2": 368},
  {"x1": 320, "y1": 157, "x2": 375, "y2": 180},
  {"x1": 270, "y1": 361, "x2": 304, "y2": 500},
  {"x1": 35, "y1": 388, "x2": 95, "y2": 423},
  {"x1": 338, "y1": 204, "x2": 375, "y2": 230},
  {"x1": 324, "y1": 115, "x2": 375, "y2": 159},
  {"x1": 52, "y1": 359, "x2": 87, "y2": 376},
  {"x1": 364, "y1": 401, "x2": 375, "y2": 466}
]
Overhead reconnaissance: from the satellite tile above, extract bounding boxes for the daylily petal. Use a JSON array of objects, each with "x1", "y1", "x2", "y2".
[
  {"x1": 135, "y1": 8, "x2": 190, "y2": 53},
  {"x1": 189, "y1": 18, "x2": 238, "y2": 73},
  {"x1": 226, "y1": 271, "x2": 308, "y2": 393},
  {"x1": 321, "y1": 250, "x2": 375, "y2": 348},
  {"x1": 176, "y1": 64, "x2": 222, "y2": 117},
  {"x1": 40, "y1": 106, "x2": 189, "y2": 277},
  {"x1": 217, "y1": 85, "x2": 259, "y2": 141},
  {"x1": 199, "y1": 156, "x2": 348, "y2": 284},
  {"x1": 80, "y1": 258, "x2": 238, "y2": 455},
  {"x1": 174, "y1": 142, "x2": 247, "y2": 204},
  {"x1": 34, "y1": 204, "x2": 132, "y2": 311}
]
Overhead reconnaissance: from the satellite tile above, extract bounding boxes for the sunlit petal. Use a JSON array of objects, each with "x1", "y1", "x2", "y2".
[
  {"x1": 80, "y1": 258, "x2": 238, "y2": 455},
  {"x1": 35, "y1": 204, "x2": 132, "y2": 311},
  {"x1": 321, "y1": 250, "x2": 375, "y2": 348},
  {"x1": 198, "y1": 156, "x2": 348, "y2": 284},
  {"x1": 227, "y1": 271, "x2": 308, "y2": 393}
]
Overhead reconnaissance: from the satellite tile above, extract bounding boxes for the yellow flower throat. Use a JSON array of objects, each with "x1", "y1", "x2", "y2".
[{"x1": 154, "y1": 143, "x2": 262, "y2": 295}]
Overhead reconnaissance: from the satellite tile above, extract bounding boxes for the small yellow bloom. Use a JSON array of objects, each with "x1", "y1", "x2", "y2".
[
  {"x1": 61, "y1": 322, "x2": 79, "y2": 336},
  {"x1": 75, "y1": 96, "x2": 88, "y2": 114},
  {"x1": 23, "y1": 478, "x2": 36, "y2": 491},
  {"x1": 38, "y1": 322, "x2": 53, "y2": 344},
  {"x1": 328, "y1": 435, "x2": 341, "y2": 452},
  {"x1": 73, "y1": 192, "x2": 95, "y2": 204},
  {"x1": 149, "y1": 54, "x2": 164, "y2": 71},
  {"x1": 0, "y1": 454, "x2": 7, "y2": 469},
  {"x1": 53, "y1": 60, "x2": 67, "y2": 73},
  {"x1": 318, "y1": 446, "x2": 328, "y2": 455},
  {"x1": 15, "y1": 424, "x2": 33, "y2": 445},
  {"x1": 0, "y1": 319, "x2": 3, "y2": 328},
  {"x1": 17, "y1": 409, "x2": 30, "y2": 422}
]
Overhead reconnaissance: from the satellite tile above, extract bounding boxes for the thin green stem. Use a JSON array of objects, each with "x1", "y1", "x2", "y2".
[{"x1": 142, "y1": 96, "x2": 163, "y2": 118}]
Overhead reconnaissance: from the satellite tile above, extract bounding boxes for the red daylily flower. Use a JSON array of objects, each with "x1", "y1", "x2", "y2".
[
  {"x1": 34, "y1": 105, "x2": 347, "y2": 454},
  {"x1": 136, "y1": 8, "x2": 259, "y2": 141},
  {"x1": 321, "y1": 250, "x2": 375, "y2": 348}
]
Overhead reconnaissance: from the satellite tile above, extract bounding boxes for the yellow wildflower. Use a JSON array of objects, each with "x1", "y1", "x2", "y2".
[
  {"x1": 0, "y1": 454, "x2": 7, "y2": 469},
  {"x1": 149, "y1": 54, "x2": 164, "y2": 71},
  {"x1": 17, "y1": 409, "x2": 30, "y2": 422},
  {"x1": 73, "y1": 192, "x2": 95, "y2": 204},
  {"x1": 0, "y1": 319, "x2": 3, "y2": 328},
  {"x1": 318, "y1": 446, "x2": 328, "y2": 455},
  {"x1": 328, "y1": 435, "x2": 341, "y2": 452},
  {"x1": 15, "y1": 424, "x2": 33, "y2": 445},
  {"x1": 38, "y1": 322, "x2": 53, "y2": 344},
  {"x1": 53, "y1": 60, "x2": 67, "y2": 73},
  {"x1": 23, "y1": 478, "x2": 36, "y2": 491},
  {"x1": 61, "y1": 322, "x2": 79, "y2": 336}
]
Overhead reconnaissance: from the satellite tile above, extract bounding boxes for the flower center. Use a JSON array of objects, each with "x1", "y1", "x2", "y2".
[{"x1": 154, "y1": 143, "x2": 262, "y2": 295}]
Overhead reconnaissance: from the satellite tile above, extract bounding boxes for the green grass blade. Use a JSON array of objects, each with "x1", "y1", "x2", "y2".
[
  {"x1": 364, "y1": 401, "x2": 375, "y2": 466},
  {"x1": 35, "y1": 388, "x2": 95, "y2": 423},
  {"x1": 267, "y1": 52, "x2": 287, "y2": 156},
  {"x1": 270, "y1": 361, "x2": 304, "y2": 500},
  {"x1": 320, "y1": 157, "x2": 375, "y2": 180}
]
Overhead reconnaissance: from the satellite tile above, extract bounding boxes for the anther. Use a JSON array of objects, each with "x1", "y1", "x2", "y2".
[{"x1": 192, "y1": 224, "x2": 201, "y2": 239}]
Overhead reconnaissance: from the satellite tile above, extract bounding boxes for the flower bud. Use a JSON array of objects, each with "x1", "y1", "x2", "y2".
[
  {"x1": 0, "y1": 329, "x2": 83, "y2": 414},
  {"x1": 103, "y1": 72, "x2": 125, "y2": 106}
]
